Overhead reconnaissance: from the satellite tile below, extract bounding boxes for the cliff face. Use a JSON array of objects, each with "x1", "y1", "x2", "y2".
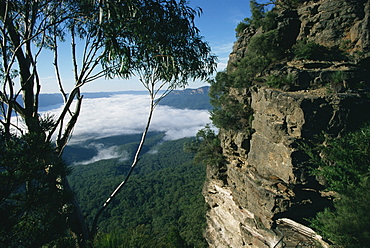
[
  {"x1": 204, "y1": 1, "x2": 370, "y2": 247},
  {"x1": 229, "y1": 0, "x2": 370, "y2": 68},
  {"x1": 204, "y1": 88, "x2": 370, "y2": 247}
]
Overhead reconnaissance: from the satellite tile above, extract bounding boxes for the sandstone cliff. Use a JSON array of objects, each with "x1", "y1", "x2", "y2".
[{"x1": 204, "y1": 1, "x2": 370, "y2": 247}]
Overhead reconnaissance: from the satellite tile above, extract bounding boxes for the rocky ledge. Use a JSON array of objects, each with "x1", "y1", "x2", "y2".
[{"x1": 204, "y1": 86, "x2": 370, "y2": 247}]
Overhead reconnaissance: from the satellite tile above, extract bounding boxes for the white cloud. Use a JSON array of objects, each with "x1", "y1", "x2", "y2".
[
  {"x1": 209, "y1": 42, "x2": 234, "y2": 72},
  {"x1": 216, "y1": 56, "x2": 230, "y2": 71},
  {"x1": 74, "y1": 143, "x2": 128, "y2": 165},
  {"x1": 43, "y1": 94, "x2": 210, "y2": 144},
  {"x1": 212, "y1": 42, "x2": 234, "y2": 55}
]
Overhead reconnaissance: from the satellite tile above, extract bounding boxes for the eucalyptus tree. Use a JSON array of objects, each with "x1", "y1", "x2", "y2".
[
  {"x1": 91, "y1": 10, "x2": 217, "y2": 234},
  {"x1": 1, "y1": 0, "x2": 215, "y2": 246}
]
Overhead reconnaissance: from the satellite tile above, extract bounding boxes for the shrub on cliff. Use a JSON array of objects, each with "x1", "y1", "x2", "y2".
[
  {"x1": 292, "y1": 39, "x2": 332, "y2": 60},
  {"x1": 266, "y1": 73, "x2": 296, "y2": 89},
  {"x1": 184, "y1": 124, "x2": 224, "y2": 167},
  {"x1": 235, "y1": 0, "x2": 277, "y2": 36},
  {"x1": 231, "y1": 29, "x2": 283, "y2": 87},
  {"x1": 311, "y1": 124, "x2": 370, "y2": 193},
  {"x1": 293, "y1": 39, "x2": 346, "y2": 61},
  {"x1": 211, "y1": 1, "x2": 283, "y2": 131},
  {"x1": 209, "y1": 72, "x2": 254, "y2": 131}
]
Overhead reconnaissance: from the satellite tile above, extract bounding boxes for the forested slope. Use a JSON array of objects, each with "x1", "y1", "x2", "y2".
[{"x1": 68, "y1": 134, "x2": 207, "y2": 247}]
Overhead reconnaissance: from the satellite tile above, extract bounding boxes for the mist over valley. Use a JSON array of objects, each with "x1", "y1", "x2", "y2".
[{"x1": 39, "y1": 87, "x2": 211, "y2": 165}]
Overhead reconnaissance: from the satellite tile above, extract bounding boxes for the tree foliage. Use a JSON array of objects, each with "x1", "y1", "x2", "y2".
[
  {"x1": 292, "y1": 39, "x2": 333, "y2": 60},
  {"x1": 235, "y1": 0, "x2": 278, "y2": 36},
  {"x1": 209, "y1": 70, "x2": 254, "y2": 131},
  {"x1": 310, "y1": 179, "x2": 370, "y2": 248},
  {"x1": 307, "y1": 124, "x2": 370, "y2": 247},
  {"x1": 310, "y1": 124, "x2": 370, "y2": 193},
  {"x1": 0, "y1": 131, "x2": 73, "y2": 247},
  {"x1": 209, "y1": 72, "x2": 249, "y2": 130},
  {"x1": 211, "y1": 1, "x2": 284, "y2": 131},
  {"x1": 184, "y1": 124, "x2": 224, "y2": 167}
]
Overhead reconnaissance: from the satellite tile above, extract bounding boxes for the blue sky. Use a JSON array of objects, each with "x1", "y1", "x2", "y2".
[
  {"x1": 190, "y1": 0, "x2": 273, "y2": 64},
  {"x1": 39, "y1": 1, "x2": 252, "y2": 93},
  {"x1": 190, "y1": 0, "x2": 251, "y2": 70}
]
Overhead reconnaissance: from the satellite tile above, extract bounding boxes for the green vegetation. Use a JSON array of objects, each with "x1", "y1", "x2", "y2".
[
  {"x1": 234, "y1": 5, "x2": 281, "y2": 82},
  {"x1": 68, "y1": 135, "x2": 207, "y2": 247},
  {"x1": 0, "y1": 131, "x2": 73, "y2": 247},
  {"x1": 309, "y1": 125, "x2": 370, "y2": 193},
  {"x1": 306, "y1": 124, "x2": 370, "y2": 247},
  {"x1": 310, "y1": 181, "x2": 370, "y2": 248},
  {"x1": 292, "y1": 38, "x2": 348, "y2": 61},
  {"x1": 329, "y1": 71, "x2": 345, "y2": 86},
  {"x1": 212, "y1": 1, "x2": 282, "y2": 131},
  {"x1": 277, "y1": 0, "x2": 302, "y2": 8},
  {"x1": 209, "y1": 72, "x2": 254, "y2": 131},
  {"x1": 93, "y1": 225, "x2": 190, "y2": 248},
  {"x1": 326, "y1": 71, "x2": 346, "y2": 93},
  {"x1": 234, "y1": 29, "x2": 283, "y2": 87},
  {"x1": 235, "y1": 0, "x2": 278, "y2": 37},
  {"x1": 184, "y1": 125, "x2": 227, "y2": 183},
  {"x1": 292, "y1": 39, "x2": 332, "y2": 60},
  {"x1": 266, "y1": 73, "x2": 296, "y2": 89},
  {"x1": 184, "y1": 125, "x2": 224, "y2": 167}
]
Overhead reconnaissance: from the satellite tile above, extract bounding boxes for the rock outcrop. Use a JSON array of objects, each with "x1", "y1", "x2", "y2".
[
  {"x1": 204, "y1": 0, "x2": 370, "y2": 247},
  {"x1": 204, "y1": 87, "x2": 370, "y2": 247}
]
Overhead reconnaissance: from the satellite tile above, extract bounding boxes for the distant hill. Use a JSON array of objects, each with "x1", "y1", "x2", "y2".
[
  {"x1": 38, "y1": 91, "x2": 147, "y2": 110},
  {"x1": 158, "y1": 86, "x2": 211, "y2": 110},
  {"x1": 38, "y1": 86, "x2": 211, "y2": 111}
]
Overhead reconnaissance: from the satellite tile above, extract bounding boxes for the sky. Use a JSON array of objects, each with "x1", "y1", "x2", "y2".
[{"x1": 38, "y1": 0, "x2": 252, "y2": 93}]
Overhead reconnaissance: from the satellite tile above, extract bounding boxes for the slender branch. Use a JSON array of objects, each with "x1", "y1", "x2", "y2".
[
  {"x1": 89, "y1": 53, "x2": 180, "y2": 238},
  {"x1": 78, "y1": 32, "x2": 104, "y2": 87},
  {"x1": 82, "y1": 33, "x2": 92, "y2": 66},
  {"x1": 2, "y1": 2, "x2": 70, "y2": 79},
  {"x1": 56, "y1": 93, "x2": 83, "y2": 156},
  {"x1": 47, "y1": 87, "x2": 80, "y2": 142},
  {"x1": 1, "y1": 6, "x2": 13, "y2": 135},
  {"x1": 154, "y1": 86, "x2": 176, "y2": 107},
  {"x1": 52, "y1": 31, "x2": 68, "y2": 103},
  {"x1": 78, "y1": 55, "x2": 101, "y2": 87},
  {"x1": 90, "y1": 83, "x2": 156, "y2": 240},
  {"x1": 71, "y1": 25, "x2": 79, "y2": 84},
  {"x1": 84, "y1": 64, "x2": 118, "y2": 83},
  {"x1": 32, "y1": 62, "x2": 41, "y2": 116}
]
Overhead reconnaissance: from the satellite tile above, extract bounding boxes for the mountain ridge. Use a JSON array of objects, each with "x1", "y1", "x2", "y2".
[{"x1": 38, "y1": 86, "x2": 211, "y2": 111}]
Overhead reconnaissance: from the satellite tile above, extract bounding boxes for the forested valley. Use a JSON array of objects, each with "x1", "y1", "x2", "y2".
[{"x1": 66, "y1": 133, "x2": 208, "y2": 247}]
